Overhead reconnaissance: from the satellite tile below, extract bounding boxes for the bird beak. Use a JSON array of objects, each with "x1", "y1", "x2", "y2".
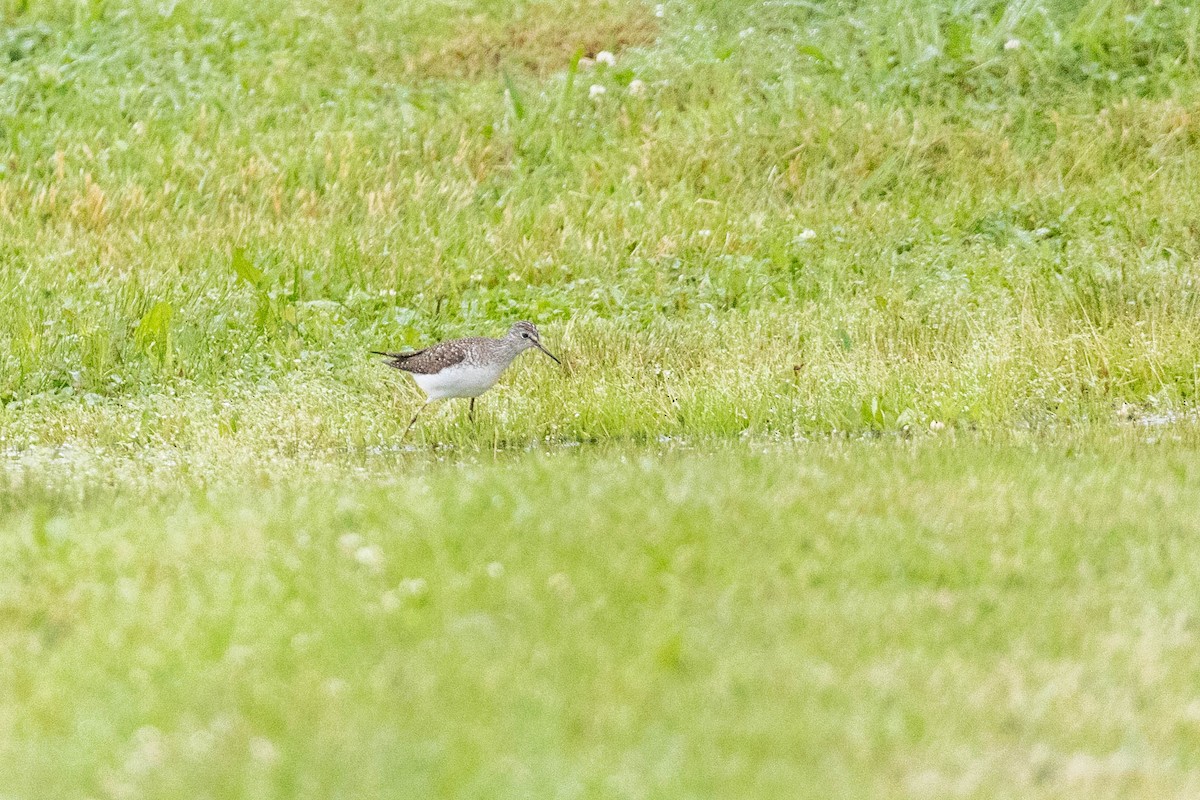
[{"x1": 534, "y1": 341, "x2": 562, "y2": 365}]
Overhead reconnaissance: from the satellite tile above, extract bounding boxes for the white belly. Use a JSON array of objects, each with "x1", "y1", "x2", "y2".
[{"x1": 411, "y1": 362, "x2": 507, "y2": 400}]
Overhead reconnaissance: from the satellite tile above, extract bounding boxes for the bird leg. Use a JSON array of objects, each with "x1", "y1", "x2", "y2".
[
  {"x1": 402, "y1": 400, "x2": 430, "y2": 439},
  {"x1": 469, "y1": 397, "x2": 475, "y2": 423}
]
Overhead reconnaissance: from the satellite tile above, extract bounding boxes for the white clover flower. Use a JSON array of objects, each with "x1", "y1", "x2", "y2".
[
  {"x1": 1004, "y1": 38, "x2": 1021, "y2": 50},
  {"x1": 224, "y1": 644, "x2": 253, "y2": 665},
  {"x1": 354, "y1": 545, "x2": 384, "y2": 571},
  {"x1": 595, "y1": 50, "x2": 616, "y2": 66},
  {"x1": 399, "y1": 577, "x2": 428, "y2": 597},
  {"x1": 249, "y1": 737, "x2": 280, "y2": 766},
  {"x1": 589, "y1": 84, "x2": 607, "y2": 100},
  {"x1": 380, "y1": 590, "x2": 401, "y2": 612},
  {"x1": 126, "y1": 726, "x2": 167, "y2": 774},
  {"x1": 187, "y1": 728, "x2": 216, "y2": 756},
  {"x1": 628, "y1": 79, "x2": 647, "y2": 97},
  {"x1": 547, "y1": 572, "x2": 574, "y2": 599}
]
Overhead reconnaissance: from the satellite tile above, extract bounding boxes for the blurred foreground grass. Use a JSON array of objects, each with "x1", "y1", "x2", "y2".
[{"x1": 4, "y1": 437, "x2": 1200, "y2": 799}]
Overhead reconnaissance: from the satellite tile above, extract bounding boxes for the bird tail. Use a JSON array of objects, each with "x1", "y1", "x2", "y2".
[{"x1": 371, "y1": 349, "x2": 420, "y2": 370}]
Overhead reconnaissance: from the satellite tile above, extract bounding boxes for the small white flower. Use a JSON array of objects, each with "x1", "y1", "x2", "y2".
[
  {"x1": 224, "y1": 644, "x2": 253, "y2": 665},
  {"x1": 187, "y1": 728, "x2": 216, "y2": 755},
  {"x1": 486, "y1": 561, "x2": 505, "y2": 578},
  {"x1": 797, "y1": 228, "x2": 817, "y2": 241},
  {"x1": 380, "y1": 590, "x2": 401, "y2": 612},
  {"x1": 354, "y1": 545, "x2": 384, "y2": 571},
  {"x1": 654, "y1": 3, "x2": 665, "y2": 17},
  {"x1": 547, "y1": 572, "x2": 574, "y2": 599},
  {"x1": 595, "y1": 50, "x2": 616, "y2": 67},
  {"x1": 126, "y1": 726, "x2": 166, "y2": 774},
  {"x1": 249, "y1": 737, "x2": 280, "y2": 766},
  {"x1": 589, "y1": 84, "x2": 607, "y2": 100},
  {"x1": 628, "y1": 79, "x2": 647, "y2": 97},
  {"x1": 290, "y1": 632, "x2": 317, "y2": 651},
  {"x1": 399, "y1": 577, "x2": 428, "y2": 597},
  {"x1": 1004, "y1": 38, "x2": 1021, "y2": 50},
  {"x1": 697, "y1": 229, "x2": 712, "y2": 237}
]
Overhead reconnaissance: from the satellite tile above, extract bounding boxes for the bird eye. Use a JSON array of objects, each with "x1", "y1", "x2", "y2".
[{"x1": 523, "y1": 333, "x2": 531, "y2": 339}]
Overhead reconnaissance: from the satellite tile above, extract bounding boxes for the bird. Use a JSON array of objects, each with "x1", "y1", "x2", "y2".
[{"x1": 372, "y1": 321, "x2": 561, "y2": 436}]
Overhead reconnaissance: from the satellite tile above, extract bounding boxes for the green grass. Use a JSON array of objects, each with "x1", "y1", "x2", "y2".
[
  {"x1": 5, "y1": 0, "x2": 1200, "y2": 796},
  {"x1": 6, "y1": 437, "x2": 1200, "y2": 799},
  {"x1": 2, "y1": 0, "x2": 1200, "y2": 438}
]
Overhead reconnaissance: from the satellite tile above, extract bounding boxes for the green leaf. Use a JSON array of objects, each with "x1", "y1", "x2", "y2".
[
  {"x1": 231, "y1": 247, "x2": 264, "y2": 288},
  {"x1": 563, "y1": 46, "x2": 584, "y2": 103},
  {"x1": 796, "y1": 44, "x2": 828, "y2": 62},
  {"x1": 255, "y1": 294, "x2": 273, "y2": 331},
  {"x1": 136, "y1": 301, "x2": 172, "y2": 346},
  {"x1": 136, "y1": 300, "x2": 173, "y2": 365},
  {"x1": 502, "y1": 70, "x2": 525, "y2": 120},
  {"x1": 942, "y1": 17, "x2": 972, "y2": 61},
  {"x1": 797, "y1": 44, "x2": 840, "y2": 71}
]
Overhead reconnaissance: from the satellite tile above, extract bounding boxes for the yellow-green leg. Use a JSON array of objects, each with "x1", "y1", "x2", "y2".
[{"x1": 402, "y1": 400, "x2": 430, "y2": 438}]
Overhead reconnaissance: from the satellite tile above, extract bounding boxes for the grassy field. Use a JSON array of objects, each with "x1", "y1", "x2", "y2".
[
  {"x1": 4, "y1": 0, "x2": 1200, "y2": 796},
  {"x1": 8, "y1": 437, "x2": 1200, "y2": 799}
]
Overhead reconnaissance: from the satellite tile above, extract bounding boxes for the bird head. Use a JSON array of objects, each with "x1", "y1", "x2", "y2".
[{"x1": 508, "y1": 321, "x2": 561, "y2": 364}]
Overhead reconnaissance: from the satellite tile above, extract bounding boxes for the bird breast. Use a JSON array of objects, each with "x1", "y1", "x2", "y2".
[{"x1": 410, "y1": 361, "x2": 510, "y2": 399}]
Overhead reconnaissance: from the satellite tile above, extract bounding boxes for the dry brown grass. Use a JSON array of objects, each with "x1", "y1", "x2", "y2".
[{"x1": 411, "y1": 0, "x2": 659, "y2": 78}]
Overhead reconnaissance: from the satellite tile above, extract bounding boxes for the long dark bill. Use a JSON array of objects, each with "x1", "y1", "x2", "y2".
[{"x1": 535, "y1": 342, "x2": 562, "y2": 364}]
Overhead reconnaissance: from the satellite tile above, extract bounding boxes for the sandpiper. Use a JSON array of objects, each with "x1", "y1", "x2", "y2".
[{"x1": 372, "y1": 321, "x2": 561, "y2": 435}]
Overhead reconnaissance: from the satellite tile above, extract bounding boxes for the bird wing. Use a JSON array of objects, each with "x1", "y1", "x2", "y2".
[{"x1": 371, "y1": 341, "x2": 470, "y2": 374}]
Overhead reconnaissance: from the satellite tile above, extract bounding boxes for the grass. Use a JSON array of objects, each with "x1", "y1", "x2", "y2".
[
  {"x1": 6, "y1": 437, "x2": 1200, "y2": 799},
  {"x1": 4, "y1": 0, "x2": 1200, "y2": 796},
  {"x1": 2, "y1": 0, "x2": 1200, "y2": 438}
]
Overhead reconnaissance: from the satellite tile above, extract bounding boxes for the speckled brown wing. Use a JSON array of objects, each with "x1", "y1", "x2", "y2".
[{"x1": 372, "y1": 338, "x2": 474, "y2": 374}]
